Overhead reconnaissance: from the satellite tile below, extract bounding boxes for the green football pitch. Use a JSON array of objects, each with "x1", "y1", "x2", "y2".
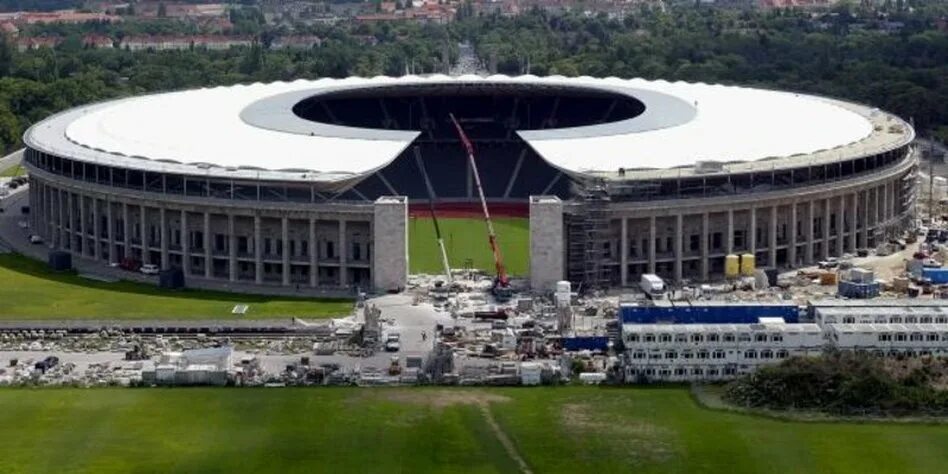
[
  {"x1": 409, "y1": 217, "x2": 529, "y2": 276},
  {"x1": 0, "y1": 386, "x2": 946, "y2": 473}
]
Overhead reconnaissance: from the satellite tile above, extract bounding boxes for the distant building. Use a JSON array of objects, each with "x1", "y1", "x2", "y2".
[
  {"x1": 271, "y1": 35, "x2": 322, "y2": 50},
  {"x1": 16, "y1": 11, "x2": 121, "y2": 25},
  {"x1": 120, "y1": 35, "x2": 252, "y2": 51},
  {"x1": 15, "y1": 36, "x2": 61, "y2": 51},
  {"x1": 0, "y1": 21, "x2": 18, "y2": 37},
  {"x1": 82, "y1": 34, "x2": 114, "y2": 49}
]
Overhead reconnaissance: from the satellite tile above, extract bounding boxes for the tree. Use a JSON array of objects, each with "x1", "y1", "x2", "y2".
[{"x1": 0, "y1": 34, "x2": 11, "y2": 77}]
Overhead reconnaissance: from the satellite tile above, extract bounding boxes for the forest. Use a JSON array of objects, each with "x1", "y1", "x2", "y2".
[{"x1": 1, "y1": 2, "x2": 947, "y2": 154}]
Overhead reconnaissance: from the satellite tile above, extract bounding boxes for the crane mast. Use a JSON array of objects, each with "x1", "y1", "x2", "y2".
[
  {"x1": 427, "y1": 197, "x2": 453, "y2": 284},
  {"x1": 448, "y1": 113, "x2": 509, "y2": 288}
]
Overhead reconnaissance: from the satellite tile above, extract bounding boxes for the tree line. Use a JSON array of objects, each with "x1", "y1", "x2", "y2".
[{"x1": 1, "y1": 3, "x2": 947, "y2": 155}]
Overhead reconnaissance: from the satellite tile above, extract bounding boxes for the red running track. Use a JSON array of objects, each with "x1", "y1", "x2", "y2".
[{"x1": 408, "y1": 202, "x2": 529, "y2": 219}]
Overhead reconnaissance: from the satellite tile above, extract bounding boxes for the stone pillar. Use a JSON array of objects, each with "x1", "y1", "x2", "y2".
[
  {"x1": 159, "y1": 208, "x2": 168, "y2": 269},
  {"x1": 57, "y1": 189, "x2": 65, "y2": 249},
  {"x1": 203, "y1": 212, "x2": 212, "y2": 278},
  {"x1": 674, "y1": 214, "x2": 683, "y2": 283},
  {"x1": 700, "y1": 212, "x2": 709, "y2": 281},
  {"x1": 181, "y1": 210, "x2": 189, "y2": 275},
  {"x1": 92, "y1": 197, "x2": 100, "y2": 260},
  {"x1": 768, "y1": 205, "x2": 777, "y2": 268},
  {"x1": 648, "y1": 215, "x2": 656, "y2": 274},
  {"x1": 861, "y1": 190, "x2": 870, "y2": 248},
  {"x1": 228, "y1": 214, "x2": 237, "y2": 282},
  {"x1": 823, "y1": 198, "x2": 831, "y2": 260},
  {"x1": 106, "y1": 201, "x2": 115, "y2": 264},
  {"x1": 749, "y1": 207, "x2": 757, "y2": 254},
  {"x1": 529, "y1": 196, "x2": 564, "y2": 291},
  {"x1": 788, "y1": 202, "x2": 797, "y2": 266},
  {"x1": 726, "y1": 209, "x2": 734, "y2": 255},
  {"x1": 78, "y1": 195, "x2": 86, "y2": 256},
  {"x1": 309, "y1": 217, "x2": 318, "y2": 288},
  {"x1": 850, "y1": 192, "x2": 858, "y2": 251},
  {"x1": 806, "y1": 200, "x2": 815, "y2": 264},
  {"x1": 281, "y1": 216, "x2": 290, "y2": 286},
  {"x1": 140, "y1": 205, "x2": 149, "y2": 264},
  {"x1": 122, "y1": 202, "x2": 129, "y2": 261},
  {"x1": 837, "y1": 195, "x2": 845, "y2": 256},
  {"x1": 254, "y1": 214, "x2": 263, "y2": 284},
  {"x1": 338, "y1": 219, "x2": 348, "y2": 287},
  {"x1": 620, "y1": 217, "x2": 628, "y2": 286},
  {"x1": 373, "y1": 197, "x2": 408, "y2": 291}
]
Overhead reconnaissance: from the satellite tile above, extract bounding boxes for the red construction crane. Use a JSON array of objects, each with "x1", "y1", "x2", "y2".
[{"x1": 449, "y1": 113, "x2": 509, "y2": 289}]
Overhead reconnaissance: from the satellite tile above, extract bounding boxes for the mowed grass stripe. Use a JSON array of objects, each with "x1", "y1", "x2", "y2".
[
  {"x1": 0, "y1": 387, "x2": 946, "y2": 473},
  {"x1": 409, "y1": 217, "x2": 529, "y2": 276},
  {"x1": 0, "y1": 253, "x2": 352, "y2": 319}
]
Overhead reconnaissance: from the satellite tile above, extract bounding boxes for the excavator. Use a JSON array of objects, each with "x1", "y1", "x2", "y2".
[{"x1": 449, "y1": 113, "x2": 513, "y2": 302}]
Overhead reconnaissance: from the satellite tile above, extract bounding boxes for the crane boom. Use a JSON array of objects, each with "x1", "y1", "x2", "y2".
[
  {"x1": 427, "y1": 197, "x2": 453, "y2": 284},
  {"x1": 449, "y1": 113, "x2": 508, "y2": 287}
]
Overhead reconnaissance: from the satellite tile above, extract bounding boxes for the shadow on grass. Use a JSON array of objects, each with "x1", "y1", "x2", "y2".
[{"x1": 0, "y1": 253, "x2": 351, "y2": 306}]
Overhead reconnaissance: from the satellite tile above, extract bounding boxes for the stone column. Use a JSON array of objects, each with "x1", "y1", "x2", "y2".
[
  {"x1": 122, "y1": 202, "x2": 129, "y2": 261},
  {"x1": 106, "y1": 201, "x2": 115, "y2": 264},
  {"x1": 228, "y1": 214, "x2": 237, "y2": 282},
  {"x1": 181, "y1": 210, "x2": 189, "y2": 275},
  {"x1": 648, "y1": 215, "x2": 656, "y2": 274},
  {"x1": 768, "y1": 205, "x2": 777, "y2": 268},
  {"x1": 373, "y1": 197, "x2": 409, "y2": 291},
  {"x1": 700, "y1": 212, "x2": 709, "y2": 281},
  {"x1": 823, "y1": 198, "x2": 831, "y2": 260},
  {"x1": 78, "y1": 195, "x2": 86, "y2": 256},
  {"x1": 140, "y1": 205, "x2": 149, "y2": 264},
  {"x1": 726, "y1": 209, "x2": 734, "y2": 255},
  {"x1": 850, "y1": 192, "x2": 858, "y2": 251},
  {"x1": 204, "y1": 212, "x2": 212, "y2": 278},
  {"x1": 837, "y1": 195, "x2": 845, "y2": 256},
  {"x1": 58, "y1": 189, "x2": 65, "y2": 249},
  {"x1": 309, "y1": 217, "x2": 318, "y2": 288},
  {"x1": 159, "y1": 208, "x2": 168, "y2": 269},
  {"x1": 67, "y1": 192, "x2": 75, "y2": 251},
  {"x1": 338, "y1": 219, "x2": 348, "y2": 287},
  {"x1": 254, "y1": 214, "x2": 263, "y2": 284},
  {"x1": 806, "y1": 200, "x2": 815, "y2": 264},
  {"x1": 749, "y1": 207, "x2": 757, "y2": 254},
  {"x1": 620, "y1": 217, "x2": 628, "y2": 286},
  {"x1": 788, "y1": 202, "x2": 797, "y2": 266},
  {"x1": 92, "y1": 197, "x2": 100, "y2": 260},
  {"x1": 862, "y1": 189, "x2": 870, "y2": 248},
  {"x1": 281, "y1": 216, "x2": 290, "y2": 286},
  {"x1": 674, "y1": 214, "x2": 683, "y2": 283}
]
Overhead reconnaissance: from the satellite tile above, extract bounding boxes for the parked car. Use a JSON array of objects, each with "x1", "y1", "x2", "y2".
[
  {"x1": 139, "y1": 264, "x2": 160, "y2": 275},
  {"x1": 28, "y1": 234, "x2": 43, "y2": 244},
  {"x1": 384, "y1": 333, "x2": 401, "y2": 352}
]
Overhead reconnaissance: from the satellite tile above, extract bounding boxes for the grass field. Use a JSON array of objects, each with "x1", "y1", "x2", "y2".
[
  {"x1": 0, "y1": 386, "x2": 945, "y2": 474},
  {"x1": 0, "y1": 164, "x2": 26, "y2": 177},
  {"x1": 0, "y1": 253, "x2": 352, "y2": 320},
  {"x1": 409, "y1": 217, "x2": 529, "y2": 276}
]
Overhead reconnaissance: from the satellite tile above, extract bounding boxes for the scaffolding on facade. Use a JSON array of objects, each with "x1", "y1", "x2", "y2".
[{"x1": 566, "y1": 182, "x2": 612, "y2": 291}]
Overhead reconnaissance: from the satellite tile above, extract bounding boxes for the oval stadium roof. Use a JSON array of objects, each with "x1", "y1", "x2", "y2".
[{"x1": 25, "y1": 75, "x2": 907, "y2": 182}]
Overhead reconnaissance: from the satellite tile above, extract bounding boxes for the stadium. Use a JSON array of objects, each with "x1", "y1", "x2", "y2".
[{"x1": 20, "y1": 75, "x2": 916, "y2": 293}]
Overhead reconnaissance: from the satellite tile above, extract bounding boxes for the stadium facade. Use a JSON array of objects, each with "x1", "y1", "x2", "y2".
[{"x1": 21, "y1": 75, "x2": 917, "y2": 293}]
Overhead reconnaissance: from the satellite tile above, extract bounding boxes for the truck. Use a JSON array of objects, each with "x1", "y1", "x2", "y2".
[{"x1": 640, "y1": 274, "x2": 665, "y2": 299}]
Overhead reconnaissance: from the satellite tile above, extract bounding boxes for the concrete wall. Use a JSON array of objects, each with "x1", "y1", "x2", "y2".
[
  {"x1": 529, "y1": 195, "x2": 564, "y2": 291},
  {"x1": 372, "y1": 196, "x2": 408, "y2": 291}
]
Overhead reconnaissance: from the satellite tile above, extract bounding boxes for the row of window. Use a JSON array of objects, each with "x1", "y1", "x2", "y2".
[
  {"x1": 836, "y1": 316, "x2": 948, "y2": 324},
  {"x1": 630, "y1": 367, "x2": 739, "y2": 377},
  {"x1": 875, "y1": 333, "x2": 948, "y2": 342},
  {"x1": 626, "y1": 332, "x2": 788, "y2": 344},
  {"x1": 629, "y1": 349, "x2": 793, "y2": 360}
]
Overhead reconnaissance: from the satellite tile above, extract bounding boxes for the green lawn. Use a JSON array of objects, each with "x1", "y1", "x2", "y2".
[
  {"x1": 409, "y1": 217, "x2": 529, "y2": 276},
  {"x1": 0, "y1": 253, "x2": 352, "y2": 320},
  {"x1": 0, "y1": 387, "x2": 945, "y2": 474},
  {"x1": 0, "y1": 164, "x2": 26, "y2": 177}
]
